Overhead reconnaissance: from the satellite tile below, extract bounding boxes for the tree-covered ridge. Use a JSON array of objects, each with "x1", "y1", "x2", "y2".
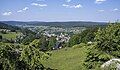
[
  {"x1": 0, "y1": 22, "x2": 20, "y2": 31},
  {"x1": 3, "y1": 21, "x2": 107, "y2": 27}
]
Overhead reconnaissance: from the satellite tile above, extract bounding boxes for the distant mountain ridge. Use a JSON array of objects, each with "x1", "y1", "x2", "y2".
[
  {"x1": 0, "y1": 22, "x2": 20, "y2": 30},
  {"x1": 1, "y1": 21, "x2": 107, "y2": 27}
]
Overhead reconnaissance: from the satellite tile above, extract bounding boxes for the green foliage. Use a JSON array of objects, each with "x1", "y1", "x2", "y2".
[
  {"x1": 72, "y1": 43, "x2": 86, "y2": 49},
  {"x1": 79, "y1": 27, "x2": 98, "y2": 43},
  {"x1": 48, "y1": 37, "x2": 56, "y2": 50},
  {"x1": 0, "y1": 42, "x2": 49, "y2": 70},
  {"x1": 29, "y1": 36, "x2": 56, "y2": 51},
  {"x1": 84, "y1": 23, "x2": 120, "y2": 69},
  {"x1": 68, "y1": 34, "x2": 81, "y2": 47},
  {"x1": 68, "y1": 27, "x2": 98, "y2": 47},
  {"x1": 20, "y1": 45, "x2": 45, "y2": 70},
  {"x1": 29, "y1": 39, "x2": 41, "y2": 48},
  {"x1": 95, "y1": 23, "x2": 120, "y2": 54},
  {"x1": 0, "y1": 43, "x2": 25, "y2": 70},
  {"x1": 84, "y1": 46, "x2": 113, "y2": 69},
  {"x1": 22, "y1": 34, "x2": 36, "y2": 45},
  {"x1": 21, "y1": 28, "x2": 35, "y2": 35},
  {"x1": 39, "y1": 36, "x2": 49, "y2": 51}
]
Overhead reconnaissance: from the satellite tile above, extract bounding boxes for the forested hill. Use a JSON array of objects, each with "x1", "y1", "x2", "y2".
[
  {"x1": 0, "y1": 22, "x2": 20, "y2": 30},
  {"x1": 2, "y1": 21, "x2": 107, "y2": 27}
]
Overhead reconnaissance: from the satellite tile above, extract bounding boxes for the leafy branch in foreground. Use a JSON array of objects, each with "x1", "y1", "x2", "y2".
[{"x1": 0, "y1": 42, "x2": 51, "y2": 70}]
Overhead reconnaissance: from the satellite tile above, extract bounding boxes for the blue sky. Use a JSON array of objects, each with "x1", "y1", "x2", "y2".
[{"x1": 0, "y1": 0, "x2": 120, "y2": 22}]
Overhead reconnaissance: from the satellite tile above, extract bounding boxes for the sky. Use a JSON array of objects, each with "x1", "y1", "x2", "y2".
[{"x1": 0, "y1": 0, "x2": 120, "y2": 22}]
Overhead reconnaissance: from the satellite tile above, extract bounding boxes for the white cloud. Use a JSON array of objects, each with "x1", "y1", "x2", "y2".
[
  {"x1": 66, "y1": 0, "x2": 71, "y2": 2},
  {"x1": 2, "y1": 12, "x2": 12, "y2": 16},
  {"x1": 17, "y1": 10, "x2": 22, "y2": 13},
  {"x1": 97, "y1": 10, "x2": 105, "y2": 12},
  {"x1": 62, "y1": 4, "x2": 82, "y2": 8},
  {"x1": 31, "y1": 3, "x2": 47, "y2": 7},
  {"x1": 95, "y1": 0, "x2": 106, "y2": 4},
  {"x1": 17, "y1": 7, "x2": 29, "y2": 13},
  {"x1": 113, "y1": 8, "x2": 119, "y2": 11},
  {"x1": 62, "y1": 4, "x2": 69, "y2": 7},
  {"x1": 72, "y1": 4, "x2": 82, "y2": 8},
  {"x1": 23, "y1": 7, "x2": 29, "y2": 11}
]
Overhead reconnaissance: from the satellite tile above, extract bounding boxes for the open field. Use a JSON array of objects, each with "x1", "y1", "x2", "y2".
[
  {"x1": 42, "y1": 46, "x2": 89, "y2": 70},
  {"x1": 0, "y1": 32, "x2": 21, "y2": 39}
]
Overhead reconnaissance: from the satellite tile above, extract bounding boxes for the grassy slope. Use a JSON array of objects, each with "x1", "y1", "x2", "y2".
[
  {"x1": 42, "y1": 46, "x2": 89, "y2": 70},
  {"x1": 0, "y1": 32, "x2": 21, "y2": 39}
]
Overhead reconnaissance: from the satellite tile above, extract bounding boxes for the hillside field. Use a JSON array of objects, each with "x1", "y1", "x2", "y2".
[
  {"x1": 0, "y1": 32, "x2": 21, "y2": 39},
  {"x1": 42, "y1": 45, "x2": 90, "y2": 70}
]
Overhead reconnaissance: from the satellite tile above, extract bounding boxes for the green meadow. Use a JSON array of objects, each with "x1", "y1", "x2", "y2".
[
  {"x1": 42, "y1": 45, "x2": 89, "y2": 70},
  {"x1": 0, "y1": 32, "x2": 21, "y2": 39}
]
